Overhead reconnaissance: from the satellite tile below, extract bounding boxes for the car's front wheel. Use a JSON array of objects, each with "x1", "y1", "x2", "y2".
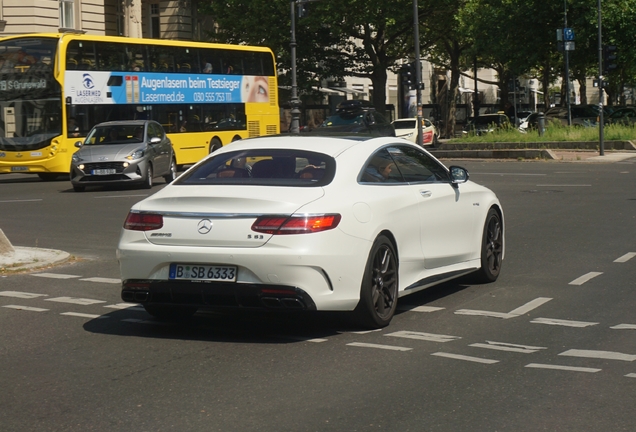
[
  {"x1": 354, "y1": 235, "x2": 399, "y2": 328},
  {"x1": 472, "y1": 208, "x2": 503, "y2": 283},
  {"x1": 143, "y1": 304, "x2": 198, "y2": 320},
  {"x1": 163, "y1": 158, "x2": 177, "y2": 183},
  {"x1": 143, "y1": 164, "x2": 153, "y2": 189}
]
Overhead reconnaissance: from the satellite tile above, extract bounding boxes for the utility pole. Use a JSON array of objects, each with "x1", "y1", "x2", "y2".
[
  {"x1": 564, "y1": 0, "x2": 572, "y2": 126},
  {"x1": 289, "y1": 0, "x2": 300, "y2": 133},
  {"x1": 597, "y1": 0, "x2": 605, "y2": 156},
  {"x1": 413, "y1": 0, "x2": 423, "y2": 147}
]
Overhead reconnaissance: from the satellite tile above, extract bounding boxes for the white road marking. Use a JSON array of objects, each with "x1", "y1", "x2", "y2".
[
  {"x1": 0, "y1": 291, "x2": 47, "y2": 299},
  {"x1": 0, "y1": 199, "x2": 42, "y2": 203},
  {"x1": 104, "y1": 303, "x2": 145, "y2": 311},
  {"x1": 611, "y1": 324, "x2": 636, "y2": 330},
  {"x1": 455, "y1": 297, "x2": 552, "y2": 319},
  {"x1": 525, "y1": 363, "x2": 601, "y2": 373},
  {"x1": 397, "y1": 305, "x2": 445, "y2": 313},
  {"x1": 469, "y1": 341, "x2": 547, "y2": 354},
  {"x1": 614, "y1": 252, "x2": 636, "y2": 263},
  {"x1": 531, "y1": 317, "x2": 598, "y2": 328},
  {"x1": 385, "y1": 330, "x2": 461, "y2": 343},
  {"x1": 45, "y1": 297, "x2": 107, "y2": 306},
  {"x1": 625, "y1": 373, "x2": 636, "y2": 378},
  {"x1": 347, "y1": 342, "x2": 412, "y2": 352},
  {"x1": 431, "y1": 352, "x2": 499, "y2": 364},
  {"x1": 94, "y1": 194, "x2": 148, "y2": 199},
  {"x1": 61, "y1": 312, "x2": 108, "y2": 319},
  {"x1": 31, "y1": 273, "x2": 81, "y2": 279},
  {"x1": 569, "y1": 272, "x2": 603, "y2": 285},
  {"x1": 3, "y1": 305, "x2": 48, "y2": 312},
  {"x1": 338, "y1": 329, "x2": 382, "y2": 335},
  {"x1": 559, "y1": 349, "x2": 636, "y2": 362},
  {"x1": 79, "y1": 277, "x2": 121, "y2": 284},
  {"x1": 273, "y1": 335, "x2": 328, "y2": 343}
]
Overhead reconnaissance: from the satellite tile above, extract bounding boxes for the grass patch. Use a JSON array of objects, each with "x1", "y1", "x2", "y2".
[{"x1": 451, "y1": 121, "x2": 636, "y2": 143}]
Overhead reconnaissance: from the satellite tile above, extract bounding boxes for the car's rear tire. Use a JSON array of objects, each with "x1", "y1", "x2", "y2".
[
  {"x1": 163, "y1": 158, "x2": 177, "y2": 183},
  {"x1": 143, "y1": 164, "x2": 153, "y2": 189},
  {"x1": 354, "y1": 235, "x2": 399, "y2": 328},
  {"x1": 143, "y1": 304, "x2": 198, "y2": 320},
  {"x1": 472, "y1": 208, "x2": 503, "y2": 283}
]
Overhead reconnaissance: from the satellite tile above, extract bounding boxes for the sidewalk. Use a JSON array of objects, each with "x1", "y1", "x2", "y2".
[{"x1": 0, "y1": 229, "x2": 70, "y2": 274}]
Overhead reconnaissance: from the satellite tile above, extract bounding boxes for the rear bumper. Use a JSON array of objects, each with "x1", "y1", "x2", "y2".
[{"x1": 122, "y1": 279, "x2": 317, "y2": 311}]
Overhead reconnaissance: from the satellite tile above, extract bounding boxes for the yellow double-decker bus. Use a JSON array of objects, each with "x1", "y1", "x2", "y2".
[{"x1": 0, "y1": 33, "x2": 279, "y2": 180}]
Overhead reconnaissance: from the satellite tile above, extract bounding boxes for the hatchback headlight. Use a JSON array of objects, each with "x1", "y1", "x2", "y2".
[{"x1": 127, "y1": 149, "x2": 145, "y2": 160}]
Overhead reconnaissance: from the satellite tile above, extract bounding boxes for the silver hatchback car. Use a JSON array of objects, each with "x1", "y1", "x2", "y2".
[{"x1": 70, "y1": 120, "x2": 176, "y2": 192}]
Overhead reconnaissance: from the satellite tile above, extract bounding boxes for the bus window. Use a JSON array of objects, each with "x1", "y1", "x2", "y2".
[
  {"x1": 148, "y1": 45, "x2": 176, "y2": 72},
  {"x1": 96, "y1": 42, "x2": 127, "y2": 71},
  {"x1": 174, "y1": 47, "x2": 195, "y2": 74},
  {"x1": 67, "y1": 40, "x2": 97, "y2": 71},
  {"x1": 126, "y1": 44, "x2": 146, "y2": 72}
]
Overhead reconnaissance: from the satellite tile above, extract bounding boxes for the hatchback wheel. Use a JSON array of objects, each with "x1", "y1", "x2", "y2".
[
  {"x1": 164, "y1": 158, "x2": 177, "y2": 183},
  {"x1": 354, "y1": 235, "x2": 399, "y2": 328},
  {"x1": 143, "y1": 164, "x2": 153, "y2": 189},
  {"x1": 472, "y1": 208, "x2": 503, "y2": 283}
]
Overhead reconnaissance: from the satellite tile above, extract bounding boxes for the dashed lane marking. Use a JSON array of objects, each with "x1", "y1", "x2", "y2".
[
  {"x1": 385, "y1": 330, "x2": 460, "y2": 343},
  {"x1": 611, "y1": 324, "x2": 636, "y2": 330},
  {"x1": 0, "y1": 291, "x2": 47, "y2": 299},
  {"x1": 272, "y1": 335, "x2": 328, "y2": 343},
  {"x1": 530, "y1": 317, "x2": 598, "y2": 328},
  {"x1": 431, "y1": 352, "x2": 499, "y2": 364},
  {"x1": 3, "y1": 305, "x2": 48, "y2": 312},
  {"x1": 397, "y1": 305, "x2": 445, "y2": 313},
  {"x1": 559, "y1": 349, "x2": 636, "y2": 362},
  {"x1": 61, "y1": 312, "x2": 109, "y2": 319},
  {"x1": 625, "y1": 373, "x2": 636, "y2": 378},
  {"x1": 45, "y1": 297, "x2": 107, "y2": 306},
  {"x1": 79, "y1": 277, "x2": 121, "y2": 284},
  {"x1": 347, "y1": 342, "x2": 412, "y2": 352},
  {"x1": 569, "y1": 272, "x2": 603, "y2": 285},
  {"x1": 31, "y1": 273, "x2": 81, "y2": 279},
  {"x1": 614, "y1": 252, "x2": 636, "y2": 263},
  {"x1": 469, "y1": 341, "x2": 547, "y2": 354},
  {"x1": 104, "y1": 303, "x2": 145, "y2": 311},
  {"x1": 525, "y1": 363, "x2": 601, "y2": 373},
  {"x1": 455, "y1": 297, "x2": 552, "y2": 319}
]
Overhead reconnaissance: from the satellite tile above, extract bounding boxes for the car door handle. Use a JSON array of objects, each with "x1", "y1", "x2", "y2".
[{"x1": 420, "y1": 190, "x2": 432, "y2": 198}]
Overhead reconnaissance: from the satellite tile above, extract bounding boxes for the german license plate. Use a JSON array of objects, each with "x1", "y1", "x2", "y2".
[
  {"x1": 169, "y1": 264, "x2": 237, "y2": 282},
  {"x1": 92, "y1": 169, "x2": 116, "y2": 175},
  {"x1": 11, "y1": 166, "x2": 28, "y2": 172}
]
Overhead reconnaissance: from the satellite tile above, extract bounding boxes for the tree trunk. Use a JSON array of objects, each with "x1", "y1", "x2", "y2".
[{"x1": 371, "y1": 67, "x2": 388, "y2": 118}]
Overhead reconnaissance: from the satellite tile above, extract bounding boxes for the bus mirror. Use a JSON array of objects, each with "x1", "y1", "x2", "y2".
[{"x1": 74, "y1": 141, "x2": 83, "y2": 148}]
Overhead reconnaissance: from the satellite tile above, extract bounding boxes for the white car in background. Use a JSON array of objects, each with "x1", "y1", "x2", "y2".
[
  {"x1": 117, "y1": 135, "x2": 504, "y2": 328},
  {"x1": 392, "y1": 118, "x2": 438, "y2": 146}
]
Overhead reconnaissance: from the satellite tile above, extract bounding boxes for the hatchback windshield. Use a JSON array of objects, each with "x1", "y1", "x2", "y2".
[
  {"x1": 176, "y1": 149, "x2": 336, "y2": 187},
  {"x1": 85, "y1": 125, "x2": 145, "y2": 145}
]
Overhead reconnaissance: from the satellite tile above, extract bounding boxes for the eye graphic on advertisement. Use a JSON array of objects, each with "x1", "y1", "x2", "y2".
[{"x1": 82, "y1": 73, "x2": 95, "y2": 89}]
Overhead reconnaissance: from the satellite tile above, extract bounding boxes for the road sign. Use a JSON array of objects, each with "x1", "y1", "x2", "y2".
[{"x1": 563, "y1": 28, "x2": 575, "y2": 41}]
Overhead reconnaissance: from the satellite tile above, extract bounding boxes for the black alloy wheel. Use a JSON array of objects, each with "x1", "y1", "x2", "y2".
[
  {"x1": 355, "y1": 235, "x2": 399, "y2": 328},
  {"x1": 473, "y1": 208, "x2": 503, "y2": 283},
  {"x1": 143, "y1": 164, "x2": 153, "y2": 189}
]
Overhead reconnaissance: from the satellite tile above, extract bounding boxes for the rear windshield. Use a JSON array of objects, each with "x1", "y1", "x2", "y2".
[
  {"x1": 393, "y1": 120, "x2": 416, "y2": 128},
  {"x1": 176, "y1": 149, "x2": 336, "y2": 187}
]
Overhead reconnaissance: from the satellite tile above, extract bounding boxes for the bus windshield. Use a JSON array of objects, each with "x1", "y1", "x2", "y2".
[{"x1": 0, "y1": 37, "x2": 61, "y2": 151}]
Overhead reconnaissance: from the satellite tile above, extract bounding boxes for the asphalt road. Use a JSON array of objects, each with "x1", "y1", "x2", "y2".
[{"x1": 1, "y1": 157, "x2": 635, "y2": 432}]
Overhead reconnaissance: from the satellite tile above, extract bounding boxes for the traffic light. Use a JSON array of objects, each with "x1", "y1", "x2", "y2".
[
  {"x1": 603, "y1": 45, "x2": 618, "y2": 75},
  {"x1": 400, "y1": 63, "x2": 415, "y2": 90}
]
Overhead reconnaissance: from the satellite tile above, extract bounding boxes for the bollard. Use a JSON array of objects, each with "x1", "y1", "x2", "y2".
[{"x1": 537, "y1": 113, "x2": 546, "y2": 136}]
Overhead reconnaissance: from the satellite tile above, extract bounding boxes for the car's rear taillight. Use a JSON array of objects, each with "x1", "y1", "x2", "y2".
[
  {"x1": 252, "y1": 214, "x2": 341, "y2": 235},
  {"x1": 123, "y1": 212, "x2": 163, "y2": 231}
]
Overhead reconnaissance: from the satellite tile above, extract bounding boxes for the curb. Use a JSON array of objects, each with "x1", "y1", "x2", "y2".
[{"x1": 0, "y1": 247, "x2": 71, "y2": 273}]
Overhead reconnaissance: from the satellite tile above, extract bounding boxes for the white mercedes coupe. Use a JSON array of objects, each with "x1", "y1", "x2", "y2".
[{"x1": 117, "y1": 135, "x2": 504, "y2": 328}]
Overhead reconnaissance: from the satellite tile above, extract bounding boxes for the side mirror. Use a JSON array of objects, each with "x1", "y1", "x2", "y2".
[
  {"x1": 74, "y1": 141, "x2": 83, "y2": 148},
  {"x1": 449, "y1": 166, "x2": 469, "y2": 187},
  {"x1": 150, "y1": 137, "x2": 161, "y2": 145}
]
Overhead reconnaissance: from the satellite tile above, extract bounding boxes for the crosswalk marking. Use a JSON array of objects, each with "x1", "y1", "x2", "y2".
[
  {"x1": 455, "y1": 297, "x2": 552, "y2": 319},
  {"x1": 385, "y1": 330, "x2": 461, "y2": 343},
  {"x1": 431, "y1": 352, "x2": 499, "y2": 364},
  {"x1": 525, "y1": 363, "x2": 601, "y2": 373},
  {"x1": 559, "y1": 349, "x2": 636, "y2": 362},
  {"x1": 531, "y1": 317, "x2": 598, "y2": 328},
  {"x1": 31, "y1": 273, "x2": 80, "y2": 279},
  {"x1": 569, "y1": 272, "x2": 603, "y2": 286},
  {"x1": 397, "y1": 305, "x2": 445, "y2": 313},
  {"x1": 611, "y1": 324, "x2": 636, "y2": 330},
  {"x1": 0, "y1": 291, "x2": 47, "y2": 299},
  {"x1": 61, "y1": 312, "x2": 108, "y2": 319},
  {"x1": 45, "y1": 297, "x2": 107, "y2": 306},
  {"x1": 614, "y1": 252, "x2": 636, "y2": 263},
  {"x1": 347, "y1": 342, "x2": 412, "y2": 352},
  {"x1": 470, "y1": 341, "x2": 547, "y2": 354},
  {"x1": 3, "y1": 305, "x2": 48, "y2": 312},
  {"x1": 104, "y1": 303, "x2": 145, "y2": 311},
  {"x1": 79, "y1": 277, "x2": 121, "y2": 284}
]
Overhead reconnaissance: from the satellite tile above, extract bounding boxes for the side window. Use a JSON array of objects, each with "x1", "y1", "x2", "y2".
[
  {"x1": 387, "y1": 145, "x2": 450, "y2": 183},
  {"x1": 149, "y1": 123, "x2": 162, "y2": 139},
  {"x1": 359, "y1": 148, "x2": 403, "y2": 183}
]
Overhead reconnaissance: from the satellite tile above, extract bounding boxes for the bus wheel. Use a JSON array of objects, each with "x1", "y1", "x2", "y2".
[
  {"x1": 232, "y1": 135, "x2": 242, "y2": 142},
  {"x1": 72, "y1": 185, "x2": 85, "y2": 192},
  {"x1": 143, "y1": 164, "x2": 153, "y2": 189},
  {"x1": 209, "y1": 138, "x2": 222, "y2": 153},
  {"x1": 38, "y1": 173, "x2": 60, "y2": 181}
]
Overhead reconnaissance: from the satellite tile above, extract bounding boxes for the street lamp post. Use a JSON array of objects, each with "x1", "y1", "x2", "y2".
[
  {"x1": 597, "y1": 0, "x2": 605, "y2": 156},
  {"x1": 413, "y1": 0, "x2": 423, "y2": 147}
]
